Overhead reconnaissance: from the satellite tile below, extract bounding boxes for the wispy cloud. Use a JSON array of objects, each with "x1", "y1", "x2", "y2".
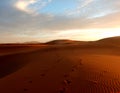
[
  {"x1": 14, "y1": 0, "x2": 52, "y2": 14},
  {"x1": 0, "y1": 0, "x2": 120, "y2": 43},
  {"x1": 79, "y1": 0, "x2": 94, "y2": 8},
  {"x1": 66, "y1": 0, "x2": 94, "y2": 16}
]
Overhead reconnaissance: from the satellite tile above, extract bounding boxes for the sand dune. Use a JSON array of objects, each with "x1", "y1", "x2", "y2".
[
  {"x1": 0, "y1": 44, "x2": 46, "y2": 56},
  {"x1": 94, "y1": 36, "x2": 120, "y2": 47},
  {"x1": 46, "y1": 39, "x2": 88, "y2": 45},
  {"x1": 0, "y1": 36, "x2": 120, "y2": 93}
]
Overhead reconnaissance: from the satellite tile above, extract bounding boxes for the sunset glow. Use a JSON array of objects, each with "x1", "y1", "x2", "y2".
[{"x1": 0, "y1": 0, "x2": 120, "y2": 43}]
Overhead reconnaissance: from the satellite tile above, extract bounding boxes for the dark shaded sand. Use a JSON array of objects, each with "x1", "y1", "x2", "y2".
[
  {"x1": 0, "y1": 36, "x2": 120, "y2": 93},
  {"x1": 0, "y1": 44, "x2": 46, "y2": 56}
]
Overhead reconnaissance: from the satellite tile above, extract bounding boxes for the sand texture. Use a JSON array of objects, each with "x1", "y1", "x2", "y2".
[{"x1": 0, "y1": 37, "x2": 120, "y2": 93}]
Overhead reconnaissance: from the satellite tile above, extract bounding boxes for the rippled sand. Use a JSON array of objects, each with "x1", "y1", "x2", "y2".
[{"x1": 0, "y1": 38, "x2": 120, "y2": 93}]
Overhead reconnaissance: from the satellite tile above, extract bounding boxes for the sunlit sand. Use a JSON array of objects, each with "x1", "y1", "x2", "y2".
[{"x1": 0, "y1": 36, "x2": 120, "y2": 93}]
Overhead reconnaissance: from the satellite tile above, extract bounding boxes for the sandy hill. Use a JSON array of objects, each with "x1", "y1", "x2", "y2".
[
  {"x1": 45, "y1": 39, "x2": 87, "y2": 45},
  {"x1": 0, "y1": 36, "x2": 120, "y2": 93},
  {"x1": 98, "y1": 36, "x2": 120, "y2": 42},
  {"x1": 95, "y1": 36, "x2": 120, "y2": 47},
  {"x1": 45, "y1": 36, "x2": 120, "y2": 48}
]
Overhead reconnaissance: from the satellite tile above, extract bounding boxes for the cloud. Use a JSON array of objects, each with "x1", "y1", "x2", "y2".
[
  {"x1": 87, "y1": 12, "x2": 120, "y2": 28},
  {"x1": 66, "y1": 0, "x2": 120, "y2": 18},
  {"x1": 79, "y1": 0, "x2": 94, "y2": 8},
  {"x1": 66, "y1": 0, "x2": 94, "y2": 16},
  {"x1": 14, "y1": 0, "x2": 52, "y2": 14},
  {"x1": 0, "y1": 0, "x2": 120, "y2": 43},
  {"x1": 1, "y1": 0, "x2": 120, "y2": 31},
  {"x1": 14, "y1": 0, "x2": 36, "y2": 13}
]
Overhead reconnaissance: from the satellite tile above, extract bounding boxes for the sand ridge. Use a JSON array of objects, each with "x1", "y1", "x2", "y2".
[{"x1": 0, "y1": 36, "x2": 120, "y2": 93}]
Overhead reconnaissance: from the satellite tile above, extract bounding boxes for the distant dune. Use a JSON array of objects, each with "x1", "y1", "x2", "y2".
[
  {"x1": 45, "y1": 39, "x2": 88, "y2": 45},
  {"x1": 0, "y1": 36, "x2": 120, "y2": 93},
  {"x1": 45, "y1": 36, "x2": 120, "y2": 48},
  {"x1": 96, "y1": 36, "x2": 120, "y2": 46}
]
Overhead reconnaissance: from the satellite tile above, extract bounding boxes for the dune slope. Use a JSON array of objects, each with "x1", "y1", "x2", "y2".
[
  {"x1": 0, "y1": 47, "x2": 119, "y2": 93},
  {"x1": 0, "y1": 36, "x2": 120, "y2": 93}
]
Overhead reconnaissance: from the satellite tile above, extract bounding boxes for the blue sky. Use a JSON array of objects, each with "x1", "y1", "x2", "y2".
[
  {"x1": 38, "y1": 0, "x2": 78, "y2": 15},
  {"x1": 0, "y1": 0, "x2": 120, "y2": 43}
]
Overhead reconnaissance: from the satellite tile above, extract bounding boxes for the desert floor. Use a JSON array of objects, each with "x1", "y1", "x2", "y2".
[{"x1": 0, "y1": 43, "x2": 120, "y2": 93}]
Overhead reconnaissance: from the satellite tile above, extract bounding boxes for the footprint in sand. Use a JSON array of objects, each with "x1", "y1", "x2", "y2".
[
  {"x1": 78, "y1": 59, "x2": 83, "y2": 66},
  {"x1": 103, "y1": 70, "x2": 108, "y2": 73},
  {"x1": 23, "y1": 88, "x2": 28, "y2": 92},
  {"x1": 28, "y1": 80, "x2": 33, "y2": 83},
  {"x1": 59, "y1": 87, "x2": 67, "y2": 93},
  {"x1": 72, "y1": 68, "x2": 75, "y2": 72},
  {"x1": 71, "y1": 65, "x2": 78, "y2": 72},
  {"x1": 71, "y1": 60, "x2": 83, "y2": 72},
  {"x1": 63, "y1": 79, "x2": 72, "y2": 86},
  {"x1": 40, "y1": 73, "x2": 46, "y2": 77},
  {"x1": 79, "y1": 61, "x2": 83, "y2": 65},
  {"x1": 58, "y1": 79, "x2": 72, "y2": 93},
  {"x1": 64, "y1": 74, "x2": 69, "y2": 78}
]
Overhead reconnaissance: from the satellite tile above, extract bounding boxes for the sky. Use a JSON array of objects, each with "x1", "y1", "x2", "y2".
[{"x1": 0, "y1": 0, "x2": 120, "y2": 43}]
